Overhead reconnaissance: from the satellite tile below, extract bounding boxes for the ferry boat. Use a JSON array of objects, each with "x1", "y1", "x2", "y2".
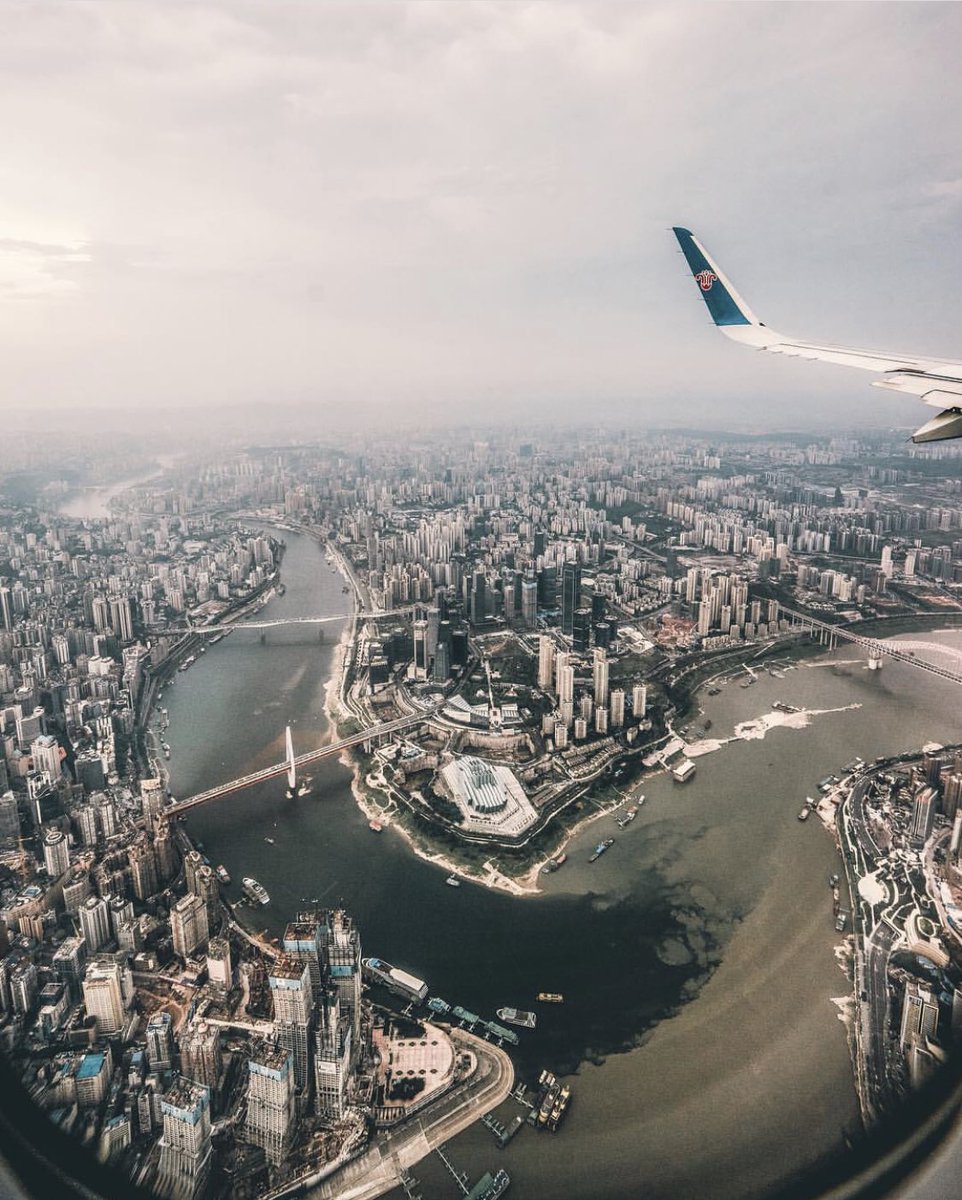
[
  {"x1": 242, "y1": 877, "x2": 270, "y2": 905},
  {"x1": 362, "y1": 956, "x2": 428, "y2": 1002},
  {"x1": 541, "y1": 852, "x2": 567, "y2": 875},
  {"x1": 496, "y1": 1007, "x2": 537, "y2": 1029},
  {"x1": 588, "y1": 838, "x2": 614, "y2": 863},
  {"x1": 537, "y1": 992, "x2": 564, "y2": 1004},
  {"x1": 215, "y1": 865, "x2": 231, "y2": 884}
]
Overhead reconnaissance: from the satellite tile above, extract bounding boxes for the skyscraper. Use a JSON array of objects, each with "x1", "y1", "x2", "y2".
[
  {"x1": 537, "y1": 636, "x2": 555, "y2": 692},
  {"x1": 324, "y1": 909, "x2": 362, "y2": 1056},
  {"x1": 82, "y1": 959, "x2": 126, "y2": 1035},
  {"x1": 245, "y1": 1041, "x2": 297, "y2": 1166},
  {"x1": 156, "y1": 1077, "x2": 212, "y2": 1200},
  {"x1": 592, "y1": 647, "x2": 609, "y2": 709},
  {"x1": 42, "y1": 827, "x2": 70, "y2": 877},
  {"x1": 79, "y1": 894, "x2": 111, "y2": 952},
  {"x1": 314, "y1": 990, "x2": 352, "y2": 1122},
  {"x1": 146, "y1": 1011, "x2": 176, "y2": 1072},
  {"x1": 171, "y1": 892, "x2": 210, "y2": 961},
  {"x1": 269, "y1": 957, "x2": 313, "y2": 1097},
  {"x1": 561, "y1": 563, "x2": 581, "y2": 637}
]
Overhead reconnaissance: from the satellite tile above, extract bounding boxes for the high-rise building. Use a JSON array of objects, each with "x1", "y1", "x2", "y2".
[
  {"x1": 924, "y1": 746, "x2": 943, "y2": 788},
  {"x1": 178, "y1": 1020, "x2": 222, "y2": 1093},
  {"x1": 324, "y1": 909, "x2": 362, "y2": 1054},
  {"x1": 52, "y1": 936, "x2": 87, "y2": 1000},
  {"x1": 592, "y1": 648, "x2": 609, "y2": 709},
  {"x1": 146, "y1": 1011, "x2": 176, "y2": 1072},
  {"x1": 245, "y1": 1040, "x2": 297, "y2": 1166},
  {"x1": 141, "y1": 777, "x2": 167, "y2": 820},
  {"x1": 0, "y1": 791, "x2": 20, "y2": 845},
  {"x1": 206, "y1": 938, "x2": 232, "y2": 992},
  {"x1": 82, "y1": 959, "x2": 126, "y2": 1035},
  {"x1": 79, "y1": 894, "x2": 111, "y2": 953},
  {"x1": 572, "y1": 607, "x2": 591, "y2": 653},
  {"x1": 943, "y1": 772, "x2": 962, "y2": 822},
  {"x1": 283, "y1": 920, "x2": 324, "y2": 1001},
  {"x1": 171, "y1": 892, "x2": 209, "y2": 961},
  {"x1": 910, "y1": 786, "x2": 938, "y2": 848},
  {"x1": 314, "y1": 990, "x2": 352, "y2": 1122},
  {"x1": 537, "y1": 636, "x2": 555, "y2": 692},
  {"x1": 561, "y1": 562, "x2": 581, "y2": 637},
  {"x1": 521, "y1": 577, "x2": 538, "y2": 627},
  {"x1": 41, "y1": 827, "x2": 70, "y2": 877},
  {"x1": 156, "y1": 1078, "x2": 213, "y2": 1200},
  {"x1": 610, "y1": 689, "x2": 625, "y2": 729},
  {"x1": 269, "y1": 957, "x2": 313, "y2": 1096},
  {"x1": 632, "y1": 684, "x2": 648, "y2": 719},
  {"x1": 30, "y1": 735, "x2": 62, "y2": 782}
]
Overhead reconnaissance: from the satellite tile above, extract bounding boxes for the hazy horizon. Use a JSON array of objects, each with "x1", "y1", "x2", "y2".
[{"x1": 2, "y1": 2, "x2": 961, "y2": 429}]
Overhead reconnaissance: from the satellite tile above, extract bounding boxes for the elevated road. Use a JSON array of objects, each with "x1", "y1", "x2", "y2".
[{"x1": 170, "y1": 708, "x2": 440, "y2": 813}]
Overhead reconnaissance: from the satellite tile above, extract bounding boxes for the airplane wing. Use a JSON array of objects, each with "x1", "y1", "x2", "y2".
[{"x1": 672, "y1": 226, "x2": 962, "y2": 443}]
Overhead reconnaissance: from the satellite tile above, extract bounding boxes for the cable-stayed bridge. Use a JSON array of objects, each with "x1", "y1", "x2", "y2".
[{"x1": 169, "y1": 707, "x2": 439, "y2": 814}]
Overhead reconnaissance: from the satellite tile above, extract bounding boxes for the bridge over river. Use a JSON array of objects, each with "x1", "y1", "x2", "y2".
[{"x1": 170, "y1": 707, "x2": 439, "y2": 814}]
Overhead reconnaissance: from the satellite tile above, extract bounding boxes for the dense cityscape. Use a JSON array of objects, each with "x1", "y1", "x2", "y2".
[{"x1": 1, "y1": 425, "x2": 962, "y2": 1199}]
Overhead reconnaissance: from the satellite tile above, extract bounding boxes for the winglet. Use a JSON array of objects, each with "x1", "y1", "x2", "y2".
[{"x1": 672, "y1": 227, "x2": 760, "y2": 328}]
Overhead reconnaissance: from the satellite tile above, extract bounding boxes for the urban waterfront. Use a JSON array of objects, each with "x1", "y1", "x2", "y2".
[{"x1": 169, "y1": 528, "x2": 962, "y2": 1200}]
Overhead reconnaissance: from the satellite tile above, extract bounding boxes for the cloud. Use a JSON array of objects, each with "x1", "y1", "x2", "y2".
[{"x1": 0, "y1": 2, "x2": 960, "y2": 423}]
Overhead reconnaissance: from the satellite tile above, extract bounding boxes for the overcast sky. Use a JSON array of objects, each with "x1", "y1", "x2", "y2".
[{"x1": 2, "y1": 1, "x2": 962, "y2": 431}]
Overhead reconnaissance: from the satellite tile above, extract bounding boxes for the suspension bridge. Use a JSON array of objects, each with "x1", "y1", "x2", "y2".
[
  {"x1": 777, "y1": 604, "x2": 962, "y2": 686},
  {"x1": 169, "y1": 706, "x2": 440, "y2": 814}
]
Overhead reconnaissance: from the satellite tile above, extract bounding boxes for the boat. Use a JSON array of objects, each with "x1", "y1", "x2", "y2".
[
  {"x1": 427, "y1": 996, "x2": 451, "y2": 1015},
  {"x1": 215, "y1": 864, "x2": 231, "y2": 884},
  {"x1": 446, "y1": 875, "x2": 461, "y2": 887},
  {"x1": 617, "y1": 805, "x2": 638, "y2": 829},
  {"x1": 297, "y1": 780, "x2": 311, "y2": 797},
  {"x1": 362, "y1": 957, "x2": 428, "y2": 1002},
  {"x1": 537, "y1": 992, "x2": 564, "y2": 1004},
  {"x1": 797, "y1": 807, "x2": 810, "y2": 822},
  {"x1": 835, "y1": 912, "x2": 847, "y2": 932},
  {"x1": 264, "y1": 836, "x2": 275, "y2": 845},
  {"x1": 549, "y1": 1084, "x2": 572, "y2": 1130},
  {"x1": 496, "y1": 1007, "x2": 537, "y2": 1029},
  {"x1": 242, "y1": 877, "x2": 270, "y2": 905},
  {"x1": 588, "y1": 838, "x2": 614, "y2": 863},
  {"x1": 541, "y1": 852, "x2": 567, "y2": 875},
  {"x1": 829, "y1": 874, "x2": 839, "y2": 887},
  {"x1": 369, "y1": 820, "x2": 384, "y2": 833},
  {"x1": 485, "y1": 1020, "x2": 519, "y2": 1045},
  {"x1": 707, "y1": 686, "x2": 721, "y2": 696}
]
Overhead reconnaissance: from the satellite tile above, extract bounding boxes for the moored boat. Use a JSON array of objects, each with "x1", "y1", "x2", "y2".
[
  {"x1": 496, "y1": 1007, "x2": 537, "y2": 1029},
  {"x1": 242, "y1": 876, "x2": 270, "y2": 905},
  {"x1": 536, "y1": 992, "x2": 564, "y2": 1004}
]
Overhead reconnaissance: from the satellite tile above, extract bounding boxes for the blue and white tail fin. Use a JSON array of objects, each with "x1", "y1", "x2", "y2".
[{"x1": 672, "y1": 227, "x2": 762, "y2": 329}]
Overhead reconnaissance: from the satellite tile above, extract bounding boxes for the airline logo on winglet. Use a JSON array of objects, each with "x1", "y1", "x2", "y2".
[{"x1": 694, "y1": 270, "x2": 717, "y2": 292}]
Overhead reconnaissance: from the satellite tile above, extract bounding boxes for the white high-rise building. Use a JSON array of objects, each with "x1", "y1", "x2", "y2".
[
  {"x1": 632, "y1": 684, "x2": 648, "y2": 719},
  {"x1": 79, "y1": 895, "x2": 111, "y2": 952},
  {"x1": 537, "y1": 636, "x2": 555, "y2": 691},
  {"x1": 42, "y1": 827, "x2": 70, "y2": 877},
  {"x1": 82, "y1": 959, "x2": 126, "y2": 1035}
]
